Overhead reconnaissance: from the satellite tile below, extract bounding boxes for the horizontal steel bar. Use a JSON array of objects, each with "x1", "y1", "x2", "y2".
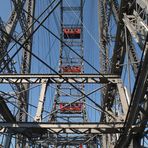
[
  {"x1": 0, "y1": 122, "x2": 143, "y2": 135},
  {"x1": 36, "y1": 136, "x2": 97, "y2": 146},
  {"x1": 0, "y1": 122, "x2": 124, "y2": 134},
  {"x1": 0, "y1": 74, "x2": 120, "y2": 84},
  {"x1": 62, "y1": 7, "x2": 81, "y2": 11},
  {"x1": 0, "y1": 122, "x2": 123, "y2": 128}
]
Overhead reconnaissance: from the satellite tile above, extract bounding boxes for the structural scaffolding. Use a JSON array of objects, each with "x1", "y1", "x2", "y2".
[{"x1": 0, "y1": 0, "x2": 147, "y2": 147}]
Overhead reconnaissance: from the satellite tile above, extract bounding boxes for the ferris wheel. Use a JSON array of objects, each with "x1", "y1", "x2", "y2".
[{"x1": 0, "y1": 0, "x2": 147, "y2": 148}]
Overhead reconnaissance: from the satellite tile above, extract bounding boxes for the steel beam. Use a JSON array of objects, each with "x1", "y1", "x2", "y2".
[
  {"x1": 0, "y1": 122, "x2": 123, "y2": 134},
  {"x1": 117, "y1": 82, "x2": 128, "y2": 115},
  {"x1": 98, "y1": 0, "x2": 109, "y2": 74},
  {"x1": 109, "y1": 0, "x2": 119, "y2": 22},
  {"x1": 123, "y1": 12, "x2": 148, "y2": 49},
  {"x1": 0, "y1": 96, "x2": 15, "y2": 122},
  {"x1": 0, "y1": 122, "x2": 144, "y2": 135},
  {"x1": 115, "y1": 1, "x2": 148, "y2": 147},
  {"x1": 109, "y1": 0, "x2": 140, "y2": 78},
  {"x1": 111, "y1": 0, "x2": 132, "y2": 75},
  {"x1": 34, "y1": 80, "x2": 48, "y2": 121},
  {"x1": 21, "y1": 0, "x2": 35, "y2": 74},
  {"x1": 136, "y1": 0, "x2": 148, "y2": 14},
  {"x1": 100, "y1": 0, "x2": 133, "y2": 118},
  {"x1": 37, "y1": 136, "x2": 98, "y2": 146},
  {"x1": 0, "y1": 96, "x2": 16, "y2": 148},
  {"x1": 128, "y1": 39, "x2": 140, "y2": 77},
  {"x1": 99, "y1": 1, "x2": 134, "y2": 146},
  {"x1": 0, "y1": 74, "x2": 120, "y2": 84}
]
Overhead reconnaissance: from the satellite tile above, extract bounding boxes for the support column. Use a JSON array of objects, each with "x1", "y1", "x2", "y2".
[{"x1": 35, "y1": 80, "x2": 48, "y2": 121}]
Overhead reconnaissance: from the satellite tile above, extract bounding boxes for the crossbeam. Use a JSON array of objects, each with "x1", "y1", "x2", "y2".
[
  {"x1": 0, "y1": 122, "x2": 123, "y2": 134},
  {"x1": 0, "y1": 122, "x2": 143, "y2": 135},
  {"x1": 0, "y1": 74, "x2": 120, "y2": 84}
]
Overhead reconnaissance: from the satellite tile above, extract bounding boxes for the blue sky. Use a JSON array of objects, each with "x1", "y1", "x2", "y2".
[{"x1": 0, "y1": 0, "x2": 12, "y2": 21}]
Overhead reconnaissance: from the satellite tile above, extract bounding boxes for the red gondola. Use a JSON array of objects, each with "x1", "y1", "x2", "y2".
[
  {"x1": 63, "y1": 28, "x2": 81, "y2": 39},
  {"x1": 60, "y1": 103, "x2": 83, "y2": 113},
  {"x1": 61, "y1": 65, "x2": 81, "y2": 73}
]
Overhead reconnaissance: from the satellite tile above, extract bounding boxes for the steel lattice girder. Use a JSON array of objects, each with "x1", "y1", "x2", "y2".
[
  {"x1": 0, "y1": 122, "x2": 144, "y2": 135},
  {"x1": 123, "y1": 12, "x2": 148, "y2": 49},
  {"x1": 37, "y1": 136, "x2": 98, "y2": 146},
  {"x1": 0, "y1": 74, "x2": 120, "y2": 84},
  {"x1": 115, "y1": 37, "x2": 148, "y2": 148}
]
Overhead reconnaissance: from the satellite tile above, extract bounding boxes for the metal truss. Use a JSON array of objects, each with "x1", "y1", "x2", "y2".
[
  {"x1": 114, "y1": 0, "x2": 148, "y2": 147},
  {"x1": 0, "y1": 74, "x2": 120, "y2": 84},
  {"x1": 98, "y1": 0, "x2": 130, "y2": 147},
  {"x1": 98, "y1": 0, "x2": 148, "y2": 147},
  {"x1": 115, "y1": 34, "x2": 148, "y2": 148},
  {"x1": 49, "y1": 1, "x2": 95, "y2": 146},
  {"x1": 0, "y1": 0, "x2": 148, "y2": 147},
  {"x1": 123, "y1": 12, "x2": 148, "y2": 49},
  {"x1": 0, "y1": 122, "x2": 136, "y2": 134}
]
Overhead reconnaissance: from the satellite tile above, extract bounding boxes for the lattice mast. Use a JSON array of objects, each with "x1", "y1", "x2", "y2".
[
  {"x1": 0, "y1": 0, "x2": 35, "y2": 147},
  {"x1": 52, "y1": 0, "x2": 87, "y2": 123}
]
